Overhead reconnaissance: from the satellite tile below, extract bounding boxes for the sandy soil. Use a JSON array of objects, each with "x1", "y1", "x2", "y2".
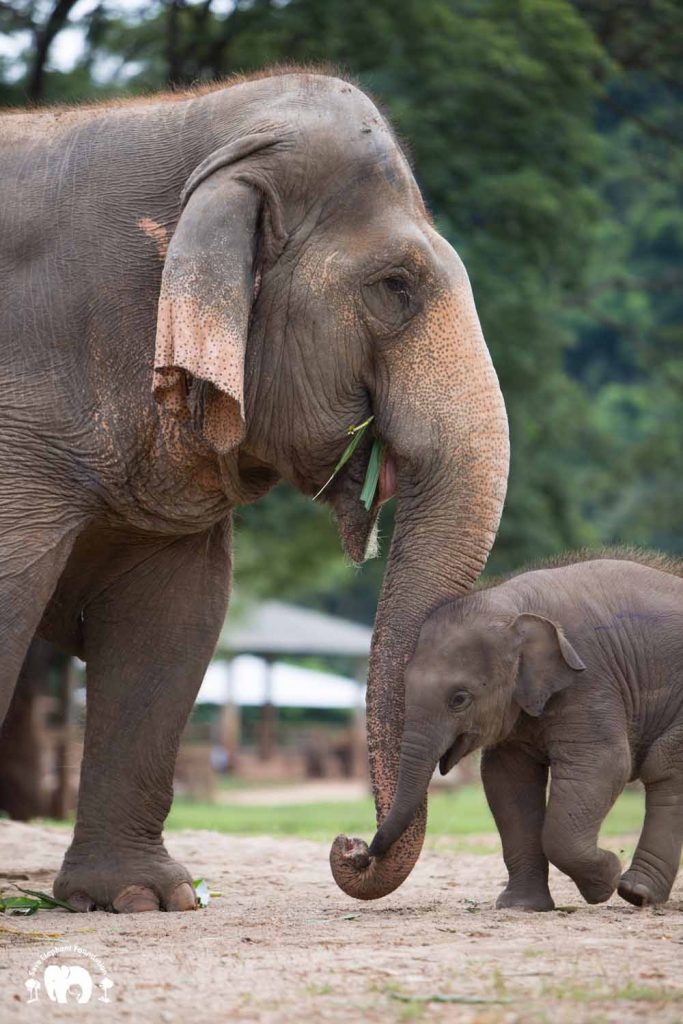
[{"x1": 1, "y1": 821, "x2": 681, "y2": 1023}]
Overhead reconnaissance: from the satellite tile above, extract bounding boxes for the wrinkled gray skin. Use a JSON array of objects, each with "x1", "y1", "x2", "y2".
[
  {"x1": 371, "y1": 554, "x2": 683, "y2": 909},
  {"x1": 0, "y1": 72, "x2": 509, "y2": 911},
  {"x1": 0, "y1": 639, "x2": 57, "y2": 821}
]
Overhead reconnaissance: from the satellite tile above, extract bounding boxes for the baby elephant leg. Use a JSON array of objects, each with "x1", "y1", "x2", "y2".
[
  {"x1": 481, "y1": 744, "x2": 553, "y2": 911},
  {"x1": 543, "y1": 751, "x2": 630, "y2": 904},
  {"x1": 619, "y1": 734, "x2": 683, "y2": 907}
]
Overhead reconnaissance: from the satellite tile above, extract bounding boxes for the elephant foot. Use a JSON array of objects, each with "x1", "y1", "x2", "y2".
[
  {"x1": 54, "y1": 841, "x2": 197, "y2": 913},
  {"x1": 496, "y1": 884, "x2": 555, "y2": 912},
  {"x1": 618, "y1": 868, "x2": 670, "y2": 908},
  {"x1": 572, "y1": 850, "x2": 621, "y2": 905}
]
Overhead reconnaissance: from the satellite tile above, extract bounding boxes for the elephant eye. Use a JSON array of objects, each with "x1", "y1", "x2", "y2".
[
  {"x1": 362, "y1": 270, "x2": 417, "y2": 333},
  {"x1": 383, "y1": 275, "x2": 411, "y2": 309},
  {"x1": 447, "y1": 689, "x2": 472, "y2": 713}
]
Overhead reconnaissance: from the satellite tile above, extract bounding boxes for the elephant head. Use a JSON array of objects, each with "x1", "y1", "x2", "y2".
[
  {"x1": 368, "y1": 602, "x2": 586, "y2": 859},
  {"x1": 44, "y1": 964, "x2": 93, "y2": 1004},
  {"x1": 152, "y1": 73, "x2": 510, "y2": 898}
]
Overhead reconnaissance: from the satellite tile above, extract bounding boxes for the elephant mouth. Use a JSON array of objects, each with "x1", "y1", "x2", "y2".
[
  {"x1": 327, "y1": 443, "x2": 396, "y2": 564},
  {"x1": 378, "y1": 452, "x2": 397, "y2": 504},
  {"x1": 439, "y1": 732, "x2": 478, "y2": 775}
]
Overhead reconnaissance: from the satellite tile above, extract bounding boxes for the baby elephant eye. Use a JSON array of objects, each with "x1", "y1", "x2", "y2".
[{"x1": 447, "y1": 689, "x2": 472, "y2": 713}]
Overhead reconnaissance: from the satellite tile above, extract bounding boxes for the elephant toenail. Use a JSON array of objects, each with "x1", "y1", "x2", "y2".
[{"x1": 166, "y1": 882, "x2": 197, "y2": 912}]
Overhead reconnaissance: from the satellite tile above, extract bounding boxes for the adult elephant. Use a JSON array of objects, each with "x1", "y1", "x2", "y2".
[{"x1": 0, "y1": 70, "x2": 509, "y2": 911}]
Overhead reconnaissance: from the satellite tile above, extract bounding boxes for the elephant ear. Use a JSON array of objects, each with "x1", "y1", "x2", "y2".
[
  {"x1": 152, "y1": 134, "x2": 281, "y2": 453},
  {"x1": 511, "y1": 613, "x2": 586, "y2": 717}
]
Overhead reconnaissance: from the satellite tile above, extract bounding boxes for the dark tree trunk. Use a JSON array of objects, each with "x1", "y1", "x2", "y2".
[
  {"x1": 27, "y1": 0, "x2": 79, "y2": 102},
  {"x1": 166, "y1": 0, "x2": 185, "y2": 87}
]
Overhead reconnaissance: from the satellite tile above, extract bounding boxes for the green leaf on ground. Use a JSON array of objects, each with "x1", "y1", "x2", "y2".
[
  {"x1": 14, "y1": 886, "x2": 77, "y2": 912},
  {"x1": 193, "y1": 878, "x2": 211, "y2": 908},
  {"x1": 0, "y1": 896, "x2": 40, "y2": 916},
  {"x1": 1, "y1": 887, "x2": 77, "y2": 915}
]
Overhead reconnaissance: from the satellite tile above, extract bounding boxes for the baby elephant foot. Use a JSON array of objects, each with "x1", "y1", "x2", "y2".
[
  {"x1": 496, "y1": 884, "x2": 555, "y2": 913},
  {"x1": 618, "y1": 867, "x2": 672, "y2": 908},
  {"x1": 54, "y1": 842, "x2": 197, "y2": 913},
  {"x1": 573, "y1": 850, "x2": 622, "y2": 905}
]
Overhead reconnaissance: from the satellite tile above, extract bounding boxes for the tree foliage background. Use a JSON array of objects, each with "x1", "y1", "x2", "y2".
[{"x1": 2, "y1": 0, "x2": 680, "y2": 625}]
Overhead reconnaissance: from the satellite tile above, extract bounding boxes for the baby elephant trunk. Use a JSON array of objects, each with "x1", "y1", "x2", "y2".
[{"x1": 368, "y1": 725, "x2": 442, "y2": 859}]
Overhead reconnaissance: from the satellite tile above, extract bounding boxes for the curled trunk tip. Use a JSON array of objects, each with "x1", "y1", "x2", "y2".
[
  {"x1": 331, "y1": 835, "x2": 371, "y2": 874},
  {"x1": 329, "y1": 835, "x2": 399, "y2": 901},
  {"x1": 329, "y1": 804, "x2": 427, "y2": 901}
]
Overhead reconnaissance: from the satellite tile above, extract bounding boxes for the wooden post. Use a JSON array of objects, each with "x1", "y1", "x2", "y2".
[
  {"x1": 219, "y1": 662, "x2": 241, "y2": 772},
  {"x1": 52, "y1": 657, "x2": 78, "y2": 819},
  {"x1": 352, "y1": 659, "x2": 368, "y2": 780},
  {"x1": 258, "y1": 657, "x2": 277, "y2": 762}
]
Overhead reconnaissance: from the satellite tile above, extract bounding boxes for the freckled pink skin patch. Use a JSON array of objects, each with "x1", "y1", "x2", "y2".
[
  {"x1": 153, "y1": 294, "x2": 245, "y2": 454},
  {"x1": 138, "y1": 217, "x2": 169, "y2": 262}
]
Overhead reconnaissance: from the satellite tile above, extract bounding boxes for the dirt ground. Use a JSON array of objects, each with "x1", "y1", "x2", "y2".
[{"x1": 1, "y1": 821, "x2": 681, "y2": 1023}]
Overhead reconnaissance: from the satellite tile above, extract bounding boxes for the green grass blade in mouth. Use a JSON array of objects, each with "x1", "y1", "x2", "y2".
[
  {"x1": 360, "y1": 438, "x2": 384, "y2": 511},
  {"x1": 313, "y1": 416, "x2": 374, "y2": 500}
]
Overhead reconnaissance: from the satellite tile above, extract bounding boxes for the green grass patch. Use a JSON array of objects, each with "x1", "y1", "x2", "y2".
[
  {"x1": 547, "y1": 981, "x2": 683, "y2": 1005},
  {"x1": 166, "y1": 784, "x2": 645, "y2": 840}
]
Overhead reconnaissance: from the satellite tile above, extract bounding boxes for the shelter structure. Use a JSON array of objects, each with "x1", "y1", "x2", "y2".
[
  {"x1": 212, "y1": 601, "x2": 372, "y2": 768},
  {"x1": 217, "y1": 600, "x2": 373, "y2": 660}
]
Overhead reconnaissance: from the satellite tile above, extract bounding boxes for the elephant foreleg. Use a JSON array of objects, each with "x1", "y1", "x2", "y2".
[
  {"x1": 542, "y1": 747, "x2": 630, "y2": 904},
  {"x1": 54, "y1": 521, "x2": 231, "y2": 913},
  {"x1": 481, "y1": 743, "x2": 553, "y2": 911}
]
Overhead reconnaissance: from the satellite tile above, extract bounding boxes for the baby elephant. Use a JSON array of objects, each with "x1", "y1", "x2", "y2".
[{"x1": 370, "y1": 553, "x2": 683, "y2": 910}]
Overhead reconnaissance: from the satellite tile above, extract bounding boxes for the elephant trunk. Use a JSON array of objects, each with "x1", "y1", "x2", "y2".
[
  {"x1": 368, "y1": 725, "x2": 441, "y2": 859},
  {"x1": 329, "y1": 246, "x2": 509, "y2": 899},
  {"x1": 329, "y1": 506, "x2": 495, "y2": 900}
]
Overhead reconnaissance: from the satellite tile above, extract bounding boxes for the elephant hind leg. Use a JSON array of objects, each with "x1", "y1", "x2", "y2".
[
  {"x1": 0, "y1": 524, "x2": 81, "y2": 726},
  {"x1": 619, "y1": 734, "x2": 683, "y2": 907},
  {"x1": 0, "y1": 639, "x2": 57, "y2": 819}
]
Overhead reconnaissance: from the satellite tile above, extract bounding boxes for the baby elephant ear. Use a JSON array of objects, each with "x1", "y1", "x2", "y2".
[
  {"x1": 511, "y1": 613, "x2": 586, "y2": 718},
  {"x1": 153, "y1": 135, "x2": 279, "y2": 454}
]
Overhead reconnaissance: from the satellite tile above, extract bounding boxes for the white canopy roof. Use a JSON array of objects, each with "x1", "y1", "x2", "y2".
[
  {"x1": 218, "y1": 601, "x2": 372, "y2": 658},
  {"x1": 197, "y1": 656, "x2": 365, "y2": 710}
]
